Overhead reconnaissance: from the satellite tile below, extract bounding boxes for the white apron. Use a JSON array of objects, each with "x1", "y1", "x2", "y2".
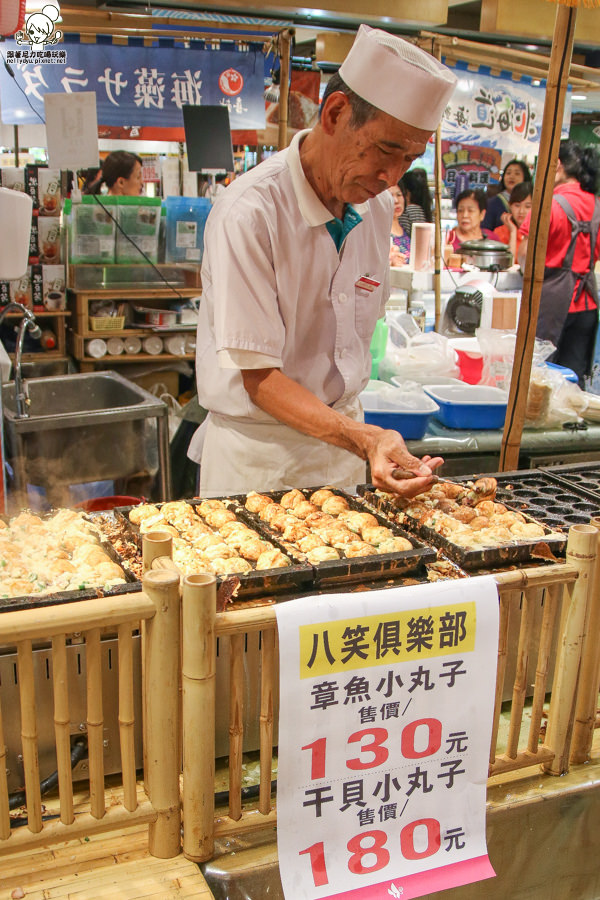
[{"x1": 196, "y1": 398, "x2": 366, "y2": 498}]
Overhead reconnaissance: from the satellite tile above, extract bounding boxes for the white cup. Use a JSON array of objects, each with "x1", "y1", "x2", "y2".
[
  {"x1": 143, "y1": 335, "x2": 163, "y2": 355},
  {"x1": 166, "y1": 334, "x2": 186, "y2": 356},
  {"x1": 124, "y1": 336, "x2": 142, "y2": 354},
  {"x1": 86, "y1": 338, "x2": 107, "y2": 359},
  {"x1": 106, "y1": 337, "x2": 125, "y2": 355}
]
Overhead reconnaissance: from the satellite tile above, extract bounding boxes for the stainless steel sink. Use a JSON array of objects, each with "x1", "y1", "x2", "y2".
[{"x1": 3, "y1": 370, "x2": 171, "y2": 501}]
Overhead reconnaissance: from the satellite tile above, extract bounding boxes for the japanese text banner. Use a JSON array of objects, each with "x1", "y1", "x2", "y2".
[
  {"x1": 0, "y1": 40, "x2": 266, "y2": 129},
  {"x1": 275, "y1": 576, "x2": 499, "y2": 900},
  {"x1": 442, "y1": 68, "x2": 571, "y2": 154}
]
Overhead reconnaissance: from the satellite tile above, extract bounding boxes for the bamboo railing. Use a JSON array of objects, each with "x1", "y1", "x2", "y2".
[
  {"x1": 175, "y1": 523, "x2": 600, "y2": 863},
  {"x1": 0, "y1": 567, "x2": 182, "y2": 859}
]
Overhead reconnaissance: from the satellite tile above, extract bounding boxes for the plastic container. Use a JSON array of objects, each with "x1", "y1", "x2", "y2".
[
  {"x1": 360, "y1": 381, "x2": 439, "y2": 439},
  {"x1": 106, "y1": 337, "x2": 125, "y2": 356},
  {"x1": 448, "y1": 337, "x2": 483, "y2": 385},
  {"x1": 143, "y1": 335, "x2": 163, "y2": 355},
  {"x1": 116, "y1": 196, "x2": 162, "y2": 264},
  {"x1": 69, "y1": 196, "x2": 118, "y2": 264},
  {"x1": 124, "y1": 336, "x2": 142, "y2": 355},
  {"x1": 85, "y1": 338, "x2": 107, "y2": 359},
  {"x1": 423, "y1": 383, "x2": 508, "y2": 430},
  {"x1": 165, "y1": 196, "x2": 212, "y2": 263}
]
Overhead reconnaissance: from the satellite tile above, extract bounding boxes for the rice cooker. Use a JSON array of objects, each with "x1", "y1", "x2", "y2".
[{"x1": 458, "y1": 238, "x2": 513, "y2": 271}]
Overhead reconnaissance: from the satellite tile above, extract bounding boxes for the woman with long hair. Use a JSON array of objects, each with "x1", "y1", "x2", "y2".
[
  {"x1": 388, "y1": 181, "x2": 410, "y2": 266},
  {"x1": 482, "y1": 158, "x2": 532, "y2": 231},
  {"x1": 397, "y1": 167, "x2": 433, "y2": 238},
  {"x1": 82, "y1": 150, "x2": 143, "y2": 196},
  {"x1": 518, "y1": 139, "x2": 600, "y2": 386}
]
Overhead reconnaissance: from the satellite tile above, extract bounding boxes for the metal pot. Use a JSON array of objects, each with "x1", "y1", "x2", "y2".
[{"x1": 458, "y1": 238, "x2": 513, "y2": 271}]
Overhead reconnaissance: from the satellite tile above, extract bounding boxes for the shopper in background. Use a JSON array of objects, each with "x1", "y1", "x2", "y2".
[
  {"x1": 482, "y1": 158, "x2": 532, "y2": 231},
  {"x1": 397, "y1": 166, "x2": 433, "y2": 236},
  {"x1": 446, "y1": 188, "x2": 495, "y2": 251},
  {"x1": 518, "y1": 140, "x2": 600, "y2": 387},
  {"x1": 493, "y1": 181, "x2": 532, "y2": 262},
  {"x1": 188, "y1": 25, "x2": 457, "y2": 497},
  {"x1": 388, "y1": 181, "x2": 410, "y2": 266},
  {"x1": 82, "y1": 151, "x2": 143, "y2": 196},
  {"x1": 208, "y1": 173, "x2": 228, "y2": 203}
]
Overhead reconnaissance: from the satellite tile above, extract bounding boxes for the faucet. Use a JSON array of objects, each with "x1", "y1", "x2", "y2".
[{"x1": 0, "y1": 302, "x2": 42, "y2": 418}]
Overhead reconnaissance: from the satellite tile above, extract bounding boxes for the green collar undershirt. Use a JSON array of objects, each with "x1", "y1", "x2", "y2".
[{"x1": 325, "y1": 204, "x2": 363, "y2": 251}]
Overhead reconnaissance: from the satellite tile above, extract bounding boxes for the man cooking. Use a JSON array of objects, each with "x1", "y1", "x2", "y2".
[{"x1": 189, "y1": 25, "x2": 457, "y2": 497}]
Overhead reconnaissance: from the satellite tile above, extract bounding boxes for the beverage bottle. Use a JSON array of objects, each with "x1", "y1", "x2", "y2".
[{"x1": 39, "y1": 328, "x2": 57, "y2": 350}]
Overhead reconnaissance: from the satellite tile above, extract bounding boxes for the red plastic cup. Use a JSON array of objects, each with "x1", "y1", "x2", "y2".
[{"x1": 455, "y1": 349, "x2": 483, "y2": 385}]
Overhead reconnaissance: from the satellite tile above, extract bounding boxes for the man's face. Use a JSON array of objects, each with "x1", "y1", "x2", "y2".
[{"x1": 328, "y1": 102, "x2": 431, "y2": 207}]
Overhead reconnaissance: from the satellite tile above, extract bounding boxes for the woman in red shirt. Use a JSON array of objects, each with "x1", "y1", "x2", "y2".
[
  {"x1": 493, "y1": 182, "x2": 532, "y2": 263},
  {"x1": 518, "y1": 140, "x2": 600, "y2": 386}
]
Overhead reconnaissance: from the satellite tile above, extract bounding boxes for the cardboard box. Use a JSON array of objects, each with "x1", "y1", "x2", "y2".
[
  {"x1": 24, "y1": 165, "x2": 61, "y2": 215},
  {"x1": 42, "y1": 264, "x2": 66, "y2": 310},
  {"x1": 31, "y1": 264, "x2": 43, "y2": 310},
  {"x1": 28, "y1": 213, "x2": 39, "y2": 262},
  {"x1": 9, "y1": 270, "x2": 32, "y2": 309},
  {"x1": 38, "y1": 217, "x2": 61, "y2": 264}
]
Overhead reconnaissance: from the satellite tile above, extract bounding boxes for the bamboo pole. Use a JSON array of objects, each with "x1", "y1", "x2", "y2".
[
  {"x1": 506, "y1": 588, "x2": 538, "y2": 759},
  {"x1": 571, "y1": 515, "x2": 600, "y2": 763},
  {"x1": 182, "y1": 573, "x2": 217, "y2": 863},
  {"x1": 142, "y1": 532, "x2": 173, "y2": 573},
  {"x1": 51, "y1": 634, "x2": 75, "y2": 826},
  {"x1": 86, "y1": 627, "x2": 105, "y2": 820},
  {"x1": 259, "y1": 628, "x2": 276, "y2": 815},
  {"x1": 0, "y1": 594, "x2": 155, "y2": 644},
  {"x1": 277, "y1": 28, "x2": 293, "y2": 151},
  {"x1": 143, "y1": 568, "x2": 182, "y2": 859},
  {"x1": 499, "y1": 3, "x2": 577, "y2": 470},
  {"x1": 118, "y1": 624, "x2": 137, "y2": 812},
  {"x1": 0, "y1": 694, "x2": 11, "y2": 841},
  {"x1": 228, "y1": 633, "x2": 245, "y2": 822},
  {"x1": 17, "y1": 639, "x2": 42, "y2": 834},
  {"x1": 433, "y1": 39, "x2": 443, "y2": 332},
  {"x1": 528, "y1": 583, "x2": 560, "y2": 754},
  {"x1": 489, "y1": 590, "x2": 514, "y2": 765},
  {"x1": 543, "y1": 524, "x2": 597, "y2": 776}
]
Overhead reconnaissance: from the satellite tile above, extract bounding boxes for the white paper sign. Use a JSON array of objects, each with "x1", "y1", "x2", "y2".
[
  {"x1": 276, "y1": 577, "x2": 499, "y2": 900},
  {"x1": 44, "y1": 91, "x2": 99, "y2": 169}
]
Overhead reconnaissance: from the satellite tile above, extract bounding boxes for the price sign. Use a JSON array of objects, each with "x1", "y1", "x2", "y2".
[{"x1": 275, "y1": 577, "x2": 499, "y2": 900}]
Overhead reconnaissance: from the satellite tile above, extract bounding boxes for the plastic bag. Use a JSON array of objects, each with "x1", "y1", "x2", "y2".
[
  {"x1": 148, "y1": 382, "x2": 184, "y2": 441},
  {"x1": 378, "y1": 328, "x2": 459, "y2": 384},
  {"x1": 525, "y1": 366, "x2": 581, "y2": 428}
]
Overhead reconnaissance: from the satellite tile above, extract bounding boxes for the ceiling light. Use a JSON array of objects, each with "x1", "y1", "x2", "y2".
[{"x1": 572, "y1": 94, "x2": 588, "y2": 101}]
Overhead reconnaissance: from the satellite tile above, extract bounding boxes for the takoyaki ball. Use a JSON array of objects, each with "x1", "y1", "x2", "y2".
[
  {"x1": 197, "y1": 499, "x2": 226, "y2": 515},
  {"x1": 297, "y1": 534, "x2": 326, "y2": 553},
  {"x1": 339, "y1": 510, "x2": 379, "y2": 533},
  {"x1": 181, "y1": 522, "x2": 213, "y2": 542},
  {"x1": 259, "y1": 502, "x2": 284, "y2": 523},
  {"x1": 204, "y1": 508, "x2": 237, "y2": 528},
  {"x1": 377, "y1": 536, "x2": 413, "y2": 554},
  {"x1": 140, "y1": 520, "x2": 177, "y2": 537},
  {"x1": 226, "y1": 529, "x2": 259, "y2": 550},
  {"x1": 245, "y1": 491, "x2": 272, "y2": 513},
  {"x1": 452, "y1": 506, "x2": 478, "y2": 524},
  {"x1": 280, "y1": 489, "x2": 306, "y2": 509},
  {"x1": 436, "y1": 499, "x2": 459, "y2": 514},
  {"x1": 238, "y1": 539, "x2": 270, "y2": 562},
  {"x1": 329, "y1": 528, "x2": 362, "y2": 549},
  {"x1": 344, "y1": 541, "x2": 378, "y2": 558},
  {"x1": 161, "y1": 501, "x2": 195, "y2": 521},
  {"x1": 269, "y1": 510, "x2": 299, "y2": 532},
  {"x1": 436, "y1": 517, "x2": 468, "y2": 538},
  {"x1": 439, "y1": 482, "x2": 466, "y2": 500},
  {"x1": 474, "y1": 500, "x2": 499, "y2": 517},
  {"x1": 304, "y1": 512, "x2": 335, "y2": 530},
  {"x1": 201, "y1": 542, "x2": 237, "y2": 561},
  {"x1": 306, "y1": 546, "x2": 340, "y2": 565},
  {"x1": 219, "y1": 520, "x2": 252, "y2": 539},
  {"x1": 480, "y1": 526, "x2": 513, "y2": 543},
  {"x1": 489, "y1": 512, "x2": 526, "y2": 527},
  {"x1": 255, "y1": 549, "x2": 291, "y2": 569},
  {"x1": 292, "y1": 501, "x2": 319, "y2": 520},
  {"x1": 468, "y1": 516, "x2": 490, "y2": 532},
  {"x1": 129, "y1": 504, "x2": 160, "y2": 525},
  {"x1": 404, "y1": 503, "x2": 429, "y2": 519},
  {"x1": 212, "y1": 557, "x2": 253, "y2": 575},
  {"x1": 510, "y1": 522, "x2": 545, "y2": 538},
  {"x1": 321, "y1": 496, "x2": 350, "y2": 516},
  {"x1": 309, "y1": 488, "x2": 335, "y2": 507},
  {"x1": 194, "y1": 532, "x2": 227, "y2": 552},
  {"x1": 282, "y1": 522, "x2": 311, "y2": 543},
  {"x1": 360, "y1": 525, "x2": 394, "y2": 545}
]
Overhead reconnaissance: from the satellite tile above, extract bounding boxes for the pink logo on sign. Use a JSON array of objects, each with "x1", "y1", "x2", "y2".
[{"x1": 219, "y1": 68, "x2": 244, "y2": 96}]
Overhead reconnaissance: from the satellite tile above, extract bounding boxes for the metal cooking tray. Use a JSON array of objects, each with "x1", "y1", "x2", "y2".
[
  {"x1": 112, "y1": 500, "x2": 314, "y2": 599},
  {"x1": 454, "y1": 470, "x2": 600, "y2": 530},
  {"x1": 228, "y1": 487, "x2": 436, "y2": 586},
  {"x1": 356, "y1": 485, "x2": 566, "y2": 570},
  {"x1": 538, "y1": 462, "x2": 600, "y2": 506}
]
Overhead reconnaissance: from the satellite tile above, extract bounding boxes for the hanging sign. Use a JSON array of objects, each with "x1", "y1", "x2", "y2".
[
  {"x1": 441, "y1": 142, "x2": 503, "y2": 191},
  {"x1": 275, "y1": 577, "x2": 499, "y2": 900},
  {"x1": 442, "y1": 67, "x2": 571, "y2": 154},
  {"x1": 0, "y1": 39, "x2": 266, "y2": 130}
]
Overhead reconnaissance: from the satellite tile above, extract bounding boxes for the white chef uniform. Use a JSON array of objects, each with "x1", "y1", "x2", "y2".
[{"x1": 188, "y1": 129, "x2": 392, "y2": 496}]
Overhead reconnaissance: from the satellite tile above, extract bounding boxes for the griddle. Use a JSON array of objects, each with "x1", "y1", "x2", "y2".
[
  {"x1": 228, "y1": 487, "x2": 436, "y2": 586},
  {"x1": 538, "y1": 462, "x2": 600, "y2": 507},
  {"x1": 356, "y1": 485, "x2": 566, "y2": 570},
  {"x1": 112, "y1": 500, "x2": 314, "y2": 599},
  {"x1": 454, "y1": 470, "x2": 600, "y2": 530}
]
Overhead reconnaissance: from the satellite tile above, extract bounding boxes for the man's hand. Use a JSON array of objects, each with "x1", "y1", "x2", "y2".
[{"x1": 367, "y1": 429, "x2": 443, "y2": 496}]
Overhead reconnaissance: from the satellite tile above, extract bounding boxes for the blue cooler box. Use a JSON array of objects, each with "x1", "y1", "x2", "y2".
[
  {"x1": 360, "y1": 382, "x2": 439, "y2": 440},
  {"x1": 423, "y1": 384, "x2": 508, "y2": 430}
]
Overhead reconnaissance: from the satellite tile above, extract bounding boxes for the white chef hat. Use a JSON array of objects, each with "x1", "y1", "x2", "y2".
[{"x1": 339, "y1": 25, "x2": 457, "y2": 132}]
